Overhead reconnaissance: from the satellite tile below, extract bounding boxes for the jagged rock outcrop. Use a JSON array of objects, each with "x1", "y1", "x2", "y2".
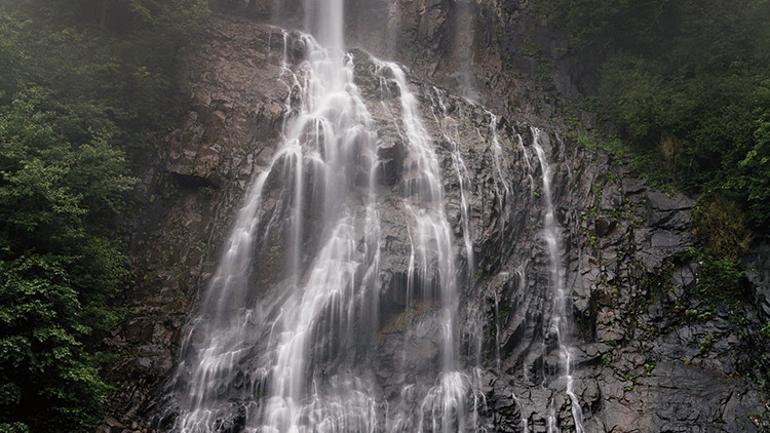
[{"x1": 104, "y1": 10, "x2": 769, "y2": 433}]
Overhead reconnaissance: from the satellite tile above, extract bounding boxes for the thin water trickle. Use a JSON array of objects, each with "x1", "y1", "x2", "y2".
[
  {"x1": 429, "y1": 88, "x2": 474, "y2": 280},
  {"x1": 488, "y1": 113, "x2": 511, "y2": 204},
  {"x1": 531, "y1": 128, "x2": 585, "y2": 433},
  {"x1": 511, "y1": 392, "x2": 529, "y2": 433},
  {"x1": 451, "y1": 0, "x2": 478, "y2": 102}
]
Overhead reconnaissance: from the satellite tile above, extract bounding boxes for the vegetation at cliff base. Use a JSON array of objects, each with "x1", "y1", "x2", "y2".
[{"x1": 0, "y1": 1, "x2": 208, "y2": 432}]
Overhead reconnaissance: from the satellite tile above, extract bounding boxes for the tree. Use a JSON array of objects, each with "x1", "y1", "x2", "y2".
[{"x1": 0, "y1": 88, "x2": 132, "y2": 433}]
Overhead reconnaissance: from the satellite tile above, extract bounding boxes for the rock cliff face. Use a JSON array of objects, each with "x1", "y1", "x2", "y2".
[{"x1": 104, "y1": 9, "x2": 769, "y2": 433}]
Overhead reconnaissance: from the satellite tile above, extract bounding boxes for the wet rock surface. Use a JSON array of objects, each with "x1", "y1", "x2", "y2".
[
  {"x1": 104, "y1": 15, "x2": 289, "y2": 424},
  {"x1": 105, "y1": 12, "x2": 769, "y2": 433}
]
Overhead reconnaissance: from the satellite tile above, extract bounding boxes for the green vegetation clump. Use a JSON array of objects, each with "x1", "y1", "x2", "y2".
[
  {"x1": 0, "y1": 1, "x2": 208, "y2": 432},
  {"x1": 690, "y1": 196, "x2": 752, "y2": 307},
  {"x1": 643, "y1": 359, "x2": 656, "y2": 375},
  {"x1": 761, "y1": 323, "x2": 770, "y2": 339}
]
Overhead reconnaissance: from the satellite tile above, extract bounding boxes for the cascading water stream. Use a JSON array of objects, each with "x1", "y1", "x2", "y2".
[
  {"x1": 165, "y1": 2, "x2": 595, "y2": 432},
  {"x1": 428, "y1": 88, "x2": 474, "y2": 280},
  {"x1": 426, "y1": 88, "x2": 488, "y2": 433},
  {"x1": 486, "y1": 111, "x2": 513, "y2": 257},
  {"x1": 531, "y1": 128, "x2": 585, "y2": 433},
  {"x1": 169, "y1": 2, "x2": 484, "y2": 433},
  {"x1": 450, "y1": 0, "x2": 478, "y2": 102},
  {"x1": 487, "y1": 113, "x2": 511, "y2": 206},
  {"x1": 172, "y1": 0, "x2": 385, "y2": 430},
  {"x1": 377, "y1": 64, "x2": 476, "y2": 433}
]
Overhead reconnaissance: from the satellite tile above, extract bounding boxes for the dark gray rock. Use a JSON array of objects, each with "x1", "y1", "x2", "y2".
[{"x1": 745, "y1": 243, "x2": 770, "y2": 317}]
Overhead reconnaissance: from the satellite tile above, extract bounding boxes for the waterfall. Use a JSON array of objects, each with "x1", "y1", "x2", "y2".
[
  {"x1": 164, "y1": 3, "x2": 593, "y2": 433},
  {"x1": 451, "y1": 0, "x2": 478, "y2": 102},
  {"x1": 169, "y1": 2, "x2": 481, "y2": 432},
  {"x1": 173, "y1": 0, "x2": 385, "y2": 430},
  {"x1": 429, "y1": 87, "x2": 474, "y2": 282},
  {"x1": 380, "y1": 63, "x2": 472, "y2": 433},
  {"x1": 531, "y1": 128, "x2": 585, "y2": 433}
]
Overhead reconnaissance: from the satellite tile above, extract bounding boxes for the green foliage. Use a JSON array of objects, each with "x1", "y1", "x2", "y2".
[
  {"x1": 693, "y1": 195, "x2": 753, "y2": 261},
  {"x1": 729, "y1": 104, "x2": 770, "y2": 228},
  {"x1": 0, "y1": 0, "x2": 209, "y2": 157},
  {"x1": 535, "y1": 0, "x2": 770, "y2": 235},
  {"x1": 0, "y1": 88, "x2": 131, "y2": 432},
  {"x1": 533, "y1": 0, "x2": 671, "y2": 45},
  {"x1": 699, "y1": 334, "x2": 716, "y2": 353},
  {"x1": 0, "y1": 0, "x2": 208, "y2": 431},
  {"x1": 696, "y1": 253, "x2": 746, "y2": 308},
  {"x1": 761, "y1": 322, "x2": 770, "y2": 339},
  {"x1": 688, "y1": 195, "x2": 752, "y2": 309},
  {"x1": 643, "y1": 360, "x2": 656, "y2": 375}
]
